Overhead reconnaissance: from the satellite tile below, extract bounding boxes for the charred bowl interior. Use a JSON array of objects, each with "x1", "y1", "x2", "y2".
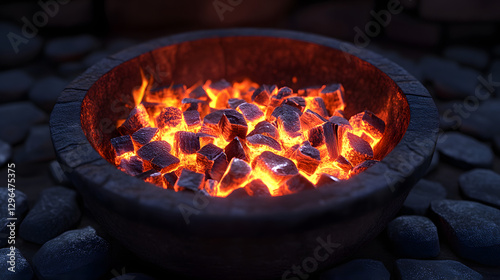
[{"x1": 50, "y1": 29, "x2": 438, "y2": 280}]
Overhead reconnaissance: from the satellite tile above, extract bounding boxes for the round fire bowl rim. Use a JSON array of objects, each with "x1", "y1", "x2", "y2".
[{"x1": 50, "y1": 28, "x2": 439, "y2": 234}]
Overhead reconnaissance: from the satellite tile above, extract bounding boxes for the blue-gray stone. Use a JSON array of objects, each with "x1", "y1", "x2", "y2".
[
  {"x1": 437, "y1": 132, "x2": 493, "y2": 169},
  {"x1": 431, "y1": 199, "x2": 500, "y2": 266},
  {"x1": 395, "y1": 259, "x2": 483, "y2": 280},
  {"x1": 443, "y1": 46, "x2": 489, "y2": 69},
  {"x1": 0, "y1": 248, "x2": 34, "y2": 280},
  {"x1": 460, "y1": 100, "x2": 500, "y2": 141},
  {"x1": 0, "y1": 22, "x2": 43, "y2": 67},
  {"x1": 0, "y1": 187, "x2": 29, "y2": 219},
  {"x1": 320, "y1": 259, "x2": 390, "y2": 280},
  {"x1": 0, "y1": 217, "x2": 10, "y2": 247},
  {"x1": 494, "y1": 134, "x2": 500, "y2": 155},
  {"x1": 426, "y1": 150, "x2": 439, "y2": 175},
  {"x1": 0, "y1": 102, "x2": 47, "y2": 144},
  {"x1": 388, "y1": 216, "x2": 440, "y2": 258},
  {"x1": 459, "y1": 169, "x2": 500, "y2": 209},
  {"x1": 44, "y1": 34, "x2": 100, "y2": 62},
  {"x1": 33, "y1": 226, "x2": 110, "y2": 280},
  {"x1": 402, "y1": 179, "x2": 447, "y2": 215},
  {"x1": 13, "y1": 125, "x2": 55, "y2": 164},
  {"x1": 0, "y1": 70, "x2": 33, "y2": 103},
  {"x1": 111, "y1": 273, "x2": 157, "y2": 280},
  {"x1": 19, "y1": 186, "x2": 81, "y2": 244},
  {"x1": 28, "y1": 76, "x2": 66, "y2": 112},
  {"x1": 0, "y1": 139, "x2": 12, "y2": 166}
]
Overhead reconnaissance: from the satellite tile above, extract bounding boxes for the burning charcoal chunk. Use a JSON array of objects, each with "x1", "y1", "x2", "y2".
[
  {"x1": 247, "y1": 121, "x2": 279, "y2": 139},
  {"x1": 282, "y1": 96, "x2": 306, "y2": 112},
  {"x1": 134, "y1": 169, "x2": 157, "y2": 180},
  {"x1": 209, "y1": 79, "x2": 231, "y2": 91},
  {"x1": 224, "y1": 137, "x2": 249, "y2": 162},
  {"x1": 151, "y1": 153, "x2": 180, "y2": 173},
  {"x1": 332, "y1": 109, "x2": 345, "y2": 118},
  {"x1": 271, "y1": 104, "x2": 302, "y2": 119},
  {"x1": 322, "y1": 122, "x2": 339, "y2": 160},
  {"x1": 320, "y1": 83, "x2": 345, "y2": 113},
  {"x1": 226, "y1": 187, "x2": 250, "y2": 198},
  {"x1": 218, "y1": 111, "x2": 248, "y2": 141},
  {"x1": 300, "y1": 109, "x2": 328, "y2": 131},
  {"x1": 395, "y1": 259, "x2": 483, "y2": 280},
  {"x1": 19, "y1": 187, "x2": 81, "y2": 244},
  {"x1": 307, "y1": 97, "x2": 329, "y2": 118},
  {"x1": 228, "y1": 98, "x2": 246, "y2": 109},
  {"x1": 320, "y1": 259, "x2": 390, "y2": 280},
  {"x1": 157, "y1": 106, "x2": 182, "y2": 130},
  {"x1": 218, "y1": 158, "x2": 252, "y2": 195},
  {"x1": 32, "y1": 227, "x2": 110, "y2": 280},
  {"x1": 247, "y1": 134, "x2": 282, "y2": 152},
  {"x1": 175, "y1": 169, "x2": 205, "y2": 192},
  {"x1": 276, "y1": 86, "x2": 292, "y2": 100},
  {"x1": 197, "y1": 132, "x2": 217, "y2": 147},
  {"x1": 430, "y1": 199, "x2": 500, "y2": 266},
  {"x1": 334, "y1": 155, "x2": 352, "y2": 171},
  {"x1": 118, "y1": 103, "x2": 150, "y2": 135},
  {"x1": 295, "y1": 142, "x2": 321, "y2": 175},
  {"x1": 203, "y1": 109, "x2": 225, "y2": 127},
  {"x1": 244, "y1": 179, "x2": 271, "y2": 197},
  {"x1": 349, "y1": 110, "x2": 385, "y2": 143},
  {"x1": 183, "y1": 110, "x2": 201, "y2": 129},
  {"x1": 237, "y1": 102, "x2": 264, "y2": 123},
  {"x1": 280, "y1": 174, "x2": 315, "y2": 195},
  {"x1": 118, "y1": 156, "x2": 144, "y2": 176},
  {"x1": 147, "y1": 84, "x2": 186, "y2": 104},
  {"x1": 174, "y1": 131, "x2": 200, "y2": 155},
  {"x1": 298, "y1": 85, "x2": 323, "y2": 97},
  {"x1": 181, "y1": 98, "x2": 210, "y2": 116},
  {"x1": 388, "y1": 216, "x2": 440, "y2": 259},
  {"x1": 251, "y1": 86, "x2": 271, "y2": 106},
  {"x1": 252, "y1": 151, "x2": 299, "y2": 186},
  {"x1": 277, "y1": 110, "x2": 301, "y2": 138},
  {"x1": 315, "y1": 173, "x2": 340, "y2": 188},
  {"x1": 111, "y1": 135, "x2": 134, "y2": 156},
  {"x1": 196, "y1": 144, "x2": 229, "y2": 181},
  {"x1": 342, "y1": 133, "x2": 374, "y2": 166},
  {"x1": 132, "y1": 127, "x2": 159, "y2": 147},
  {"x1": 144, "y1": 171, "x2": 164, "y2": 185},
  {"x1": 189, "y1": 86, "x2": 210, "y2": 101},
  {"x1": 284, "y1": 144, "x2": 300, "y2": 159},
  {"x1": 349, "y1": 160, "x2": 378, "y2": 176},
  {"x1": 137, "y1": 141, "x2": 172, "y2": 161},
  {"x1": 0, "y1": 248, "x2": 33, "y2": 280},
  {"x1": 308, "y1": 125, "x2": 325, "y2": 147},
  {"x1": 329, "y1": 116, "x2": 350, "y2": 126},
  {"x1": 203, "y1": 179, "x2": 218, "y2": 195},
  {"x1": 163, "y1": 172, "x2": 178, "y2": 189}
]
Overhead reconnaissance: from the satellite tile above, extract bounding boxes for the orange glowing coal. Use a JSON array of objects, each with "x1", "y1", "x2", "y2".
[{"x1": 111, "y1": 72, "x2": 385, "y2": 197}]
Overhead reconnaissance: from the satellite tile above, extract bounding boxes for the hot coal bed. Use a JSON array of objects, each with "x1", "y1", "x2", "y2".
[{"x1": 50, "y1": 29, "x2": 438, "y2": 280}]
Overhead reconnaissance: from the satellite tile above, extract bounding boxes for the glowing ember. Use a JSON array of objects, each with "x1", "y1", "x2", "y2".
[{"x1": 111, "y1": 74, "x2": 385, "y2": 197}]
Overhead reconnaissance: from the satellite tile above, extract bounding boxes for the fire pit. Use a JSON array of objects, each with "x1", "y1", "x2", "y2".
[{"x1": 50, "y1": 29, "x2": 438, "y2": 279}]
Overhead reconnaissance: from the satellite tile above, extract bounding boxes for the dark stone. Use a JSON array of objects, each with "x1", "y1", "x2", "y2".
[
  {"x1": 246, "y1": 134, "x2": 282, "y2": 152},
  {"x1": 244, "y1": 179, "x2": 271, "y2": 197},
  {"x1": 320, "y1": 259, "x2": 390, "y2": 280},
  {"x1": 402, "y1": 179, "x2": 447, "y2": 215},
  {"x1": 494, "y1": 134, "x2": 500, "y2": 155},
  {"x1": 33, "y1": 226, "x2": 110, "y2": 280},
  {"x1": 57, "y1": 62, "x2": 86, "y2": 79},
  {"x1": 252, "y1": 151, "x2": 298, "y2": 185},
  {"x1": 218, "y1": 158, "x2": 252, "y2": 195},
  {"x1": 44, "y1": 34, "x2": 100, "y2": 62},
  {"x1": 444, "y1": 46, "x2": 489, "y2": 69},
  {"x1": 131, "y1": 127, "x2": 159, "y2": 147},
  {"x1": 247, "y1": 121, "x2": 278, "y2": 139},
  {"x1": 174, "y1": 131, "x2": 200, "y2": 155},
  {"x1": 0, "y1": 70, "x2": 33, "y2": 102},
  {"x1": 437, "y1": 132, "x2": 493, "y2": 169},
  {"x1": 111, "y1": 273, "x2": 157, "y2": 280},
  {"x1": 460, "y1": 100, "x2": 500, "y2": 141},
  {"x1": 0, "y1": 22, "x2": 43, "y2": 67},
  {"x1": 0, "y1": 139, "x2": 12, "y2": 166},
  {"x1": 430, "y1": 199, "x2": 500, "y2": 266},
  {"x1": 280, "y1": 174, "x2": 315, "y2": 195},
  {"x1": 49, "y1": 160, "x2": 71, "y2": 186},
  {"x1": 28, "y1": 76, "x2": 67, "y2": 112},
  {"x1": 459, "y1": 169, "x2": 500, "y2": 209},
  {"x1": 426, "y1": 150, "x2": 439, "y2": 175},
  {"x1": 174, "y1": 169, "x2": 205, "y2": 192},
  {"x1": 83, "y1": 50, "x2": 110, "y2": 68},
  {"x1": 388, "y1": 216, "x2": 440, "y2": 258},
  {"x1": 19, "y1": 187, "x2": 81, "y2": 244},
  {"x1": 0, "y1": 217, "x2": 8, "y2": 247},
  {"x1": 0, "y1": 187, "x2": 29, "y2": 219},
  {"x1": 14, "y1": 124, "x2": 55, "y2": 164},
  {"x1": 111, "y1": 135, "x2": 134, "y2": 156},
  {"x1": 0, "y1": 248, "x2": 34, "y2": 280},
  {"x1": 395, "y1": 259, "x2": 483, "y2": 280},
  {"x1": 224, "y1": 137, "x2": 249, "y2": 162},
  {"x1": 0, "y1": 102, "x2": 47, "y2": 144}
]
